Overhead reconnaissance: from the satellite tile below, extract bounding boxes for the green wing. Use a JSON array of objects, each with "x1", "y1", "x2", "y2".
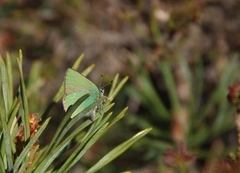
[
  {"x1": 63, "y1": 68, "x2": 100, "y2": 117},
  {"x1": 64, "y1": 68, "x2": 98, "y2": 95}
]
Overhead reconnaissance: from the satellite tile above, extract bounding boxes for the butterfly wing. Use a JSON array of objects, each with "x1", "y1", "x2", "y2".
[{"x1": 63, "y1": 68, "x2": 100, "y2": 117}]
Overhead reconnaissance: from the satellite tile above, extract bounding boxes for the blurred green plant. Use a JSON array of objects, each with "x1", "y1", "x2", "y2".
[
  {"x1": 124, "y1": 56, "x2": 239, "y2": 172},
  {"x1": 0, "y1": 51, "x2": 151, "y2": 173}
]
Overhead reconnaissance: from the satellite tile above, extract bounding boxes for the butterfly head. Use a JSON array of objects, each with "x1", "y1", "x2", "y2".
[
  {"x1": 99, "y1": 88, "x2": 104, "y2": 97},
  {"x1": 98, "y1": 74, "x2": 112, "y2": 98}
]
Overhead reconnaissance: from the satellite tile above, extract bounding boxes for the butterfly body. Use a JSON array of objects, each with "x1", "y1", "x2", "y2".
[{"x1": 63, "y1": 68, "x2": 104, "y2": 119}]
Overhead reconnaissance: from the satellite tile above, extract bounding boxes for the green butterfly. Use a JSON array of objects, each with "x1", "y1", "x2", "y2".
[{"x1": 62, "y1": 68, "x2": 105, "y2": 120}]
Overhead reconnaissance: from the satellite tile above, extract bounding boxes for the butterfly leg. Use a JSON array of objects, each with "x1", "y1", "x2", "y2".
[
  {"x1": 87, "y1": 106, "x2": 97, "y2": 121},
  {"x1": 88, "y1": 98, "x2": 108, "y2": 121},
  {"x1": 96, "y1": 98, "x2": 107, "y2": 115}
]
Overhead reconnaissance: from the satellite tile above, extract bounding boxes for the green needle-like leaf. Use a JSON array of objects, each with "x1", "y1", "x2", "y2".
[
  {"x1": 0, "y1": 108, "x2": 13, "y2": 171},
  {"x1": 57, "y1": 123, "x2": 109, "y2": 173},
  {"x1": 0, "y1": 154, "x2": 5, "y2": 173},
  {"x1": 17, "y1": 50, "x2": 30, "y2": 140},
  {"x1": 109, "y1": 76, "x2": 128, "y2": 101},
  {"x1": 34, "y1": 140, "x2": 70, "y2": 173},
  {"x1": 0, "y1": 57, "x2": 9, "y2": 115},
  {"x1": 6, "y1": 53, "x2": 13, "y2": 109},
  {"x1": 159, "y1": 61, "x2": 180, "y2": 111},
  {"x1": 42, "y1": 93, "x2": 90, "y2": 157},
  {"x1": 87, "y1": 128, "x2": 152, "y2": 173}
]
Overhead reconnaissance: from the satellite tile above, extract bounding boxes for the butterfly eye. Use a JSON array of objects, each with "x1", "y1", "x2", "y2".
[{"x1": 100, "y1": 88, "x2": 104, "y2": 96}]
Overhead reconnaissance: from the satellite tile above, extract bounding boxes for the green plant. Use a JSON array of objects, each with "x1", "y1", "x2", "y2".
[
  {"x1": 0, "y1": 51, "x2": 151, "y2": 173},
  {"x1": 123, "y1": 56, "x2": 239, "y2": 172}
]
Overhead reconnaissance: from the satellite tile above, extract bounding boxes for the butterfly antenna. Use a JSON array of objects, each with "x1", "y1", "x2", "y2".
[
  {"x1": 99, "y1": 73, "x2": 112, "y2": 89},
  {"x1": 98, "y1": 74, "x2": 112, "y2": 99},
  {"x1": 101, "y1": 80, "x2": 113, "y2": 89},
  {"x1": 98, "y1": 73, "x2": 104, "y2": 89}
]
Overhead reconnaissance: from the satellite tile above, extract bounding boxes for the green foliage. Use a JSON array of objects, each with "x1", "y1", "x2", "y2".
[
  {"x1": 0, "y1": 51, "x2": 150, "y2": 172},
  {"x1": 125, "y1": 56, "x2": 239, "y2": 169}
]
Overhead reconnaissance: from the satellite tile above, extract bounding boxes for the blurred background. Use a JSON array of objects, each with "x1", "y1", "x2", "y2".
[{"x1": 1, "y1": 0, "x2": 240, "y2": 172}]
